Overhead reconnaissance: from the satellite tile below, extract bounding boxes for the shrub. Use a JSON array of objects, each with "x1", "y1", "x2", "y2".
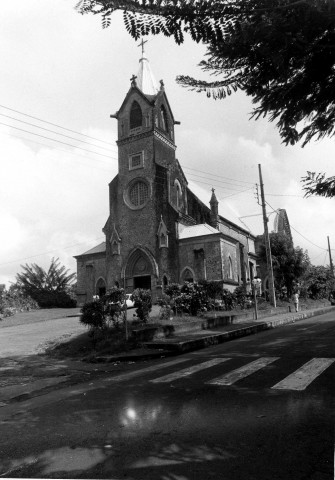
[
  {"x1": 79, "y1": 287, "x2": 126, "y2": 341},
  {"x1": 0, "y1": 286, "x2": 39, "y2": 318},
  {"x1": 80, "y1": 301, "x2": 106, "y2": 330},
  {"x1": 131, "y1": 289, "x2": 152, "y2": 323},
  {"x1": 165, "y1": 283, "x2": 181, "y2": 299},
  {"x1": 33, "y1": 290, "x2": 77, "y2": 308}
]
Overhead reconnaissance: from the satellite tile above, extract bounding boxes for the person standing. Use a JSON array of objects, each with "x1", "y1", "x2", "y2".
[{"x1": 293, "y1": 292, "x2": 299, "y2": 312}]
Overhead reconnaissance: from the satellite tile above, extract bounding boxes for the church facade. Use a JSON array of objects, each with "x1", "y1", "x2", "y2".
[{"x1": 74, "y1": 52, "x2": 258, "y2": 306}]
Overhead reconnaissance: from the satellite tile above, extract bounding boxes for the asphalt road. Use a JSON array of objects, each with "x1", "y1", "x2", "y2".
[{"x1": 0, "y1": 312, "x2": 334, "y2": 479}]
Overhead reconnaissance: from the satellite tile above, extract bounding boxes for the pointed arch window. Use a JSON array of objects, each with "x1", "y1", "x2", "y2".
[
  {"x1": 174, "y1": 179, "x2": 183, "y2": 211},
  {"x1": 110, "y1": 224, "x2": 121, "y2": 255},
  {"x1": 228, "y1": 256, "x2": 233, "y2": 279},
  {"x1": 130, "y1": 101, "x2": 142, "y2": 130},
  {"x1": 160, "y1": 105, "x2": 168, "y2": 132},
  {"x1": 157, "y1": 216, "x2": 169, "y2": 248}
]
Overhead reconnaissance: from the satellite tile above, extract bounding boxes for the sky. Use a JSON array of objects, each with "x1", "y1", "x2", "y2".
[{"x1": 0, "y1": 0, "x2": 334, "y2": 288}]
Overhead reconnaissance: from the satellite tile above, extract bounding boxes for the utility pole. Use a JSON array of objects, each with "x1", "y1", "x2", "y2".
[
  {"x1": 258, "y1": 164, "x2": 276, "y2": 307},
  {"x1": 327, "y1": 236, "x2": 335, "y2": 286}
]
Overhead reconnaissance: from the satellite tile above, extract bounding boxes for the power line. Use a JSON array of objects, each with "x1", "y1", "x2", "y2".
[
  {"x1": 183, "y1": 165, "x2": 255, "y2": 186},
  {"x1": 265, "y1": 200, "x2": 329, "y2": 251},
  {"x1": 0, "y1": 121, "x2": 114, "y2": 159},
  {"x1": 267, "y1": 193, "x2": 304, "y2": 198},
  {"x1": 0, "y1": 128, "x2": 253, "y2": 196},
  {"x1": 187, "y1": 173, "x2": 253, "y2": 192},
  {"x1": 0, "y1": 104, "x2": 116, "y2": 148},
  {"x1": 0, "y1": 237, "x2": 105, "y2": 267},
  {"x1": 0, "y1": 112, "x2": 115, "y2": 152},
  {"x1": 0, "y1": 129, "x2": 116, "y2": 172},
  {"x1": 186, "y1": 171, "x2": 255, "y2": 191}
]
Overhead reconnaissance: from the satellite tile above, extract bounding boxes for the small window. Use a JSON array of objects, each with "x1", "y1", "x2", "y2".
[
  {"x1": 130, "y1": 101, "x2": 142, "y2": 130},
  {"x1": 129, "y1": 181, "x2": 149, "y2": 207},
  {"x1": 129, "y1": 152, "x2": 143, "y2": 170},
  {"x1": 160, "y1": 233, "x2": 167, "y2": 247},
  {"x1": 112, "y1": 241, "x2": 119, "y2": 255}
]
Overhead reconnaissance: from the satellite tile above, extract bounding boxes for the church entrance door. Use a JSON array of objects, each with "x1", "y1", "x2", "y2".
[
  {"x1": 134, "y1": 275, "x2": 151, "y2": 290},
  {"x1": 125, "y1": 248, "x2": 154, "y2": 293}
]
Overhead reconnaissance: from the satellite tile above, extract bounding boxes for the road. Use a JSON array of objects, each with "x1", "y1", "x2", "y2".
[
  {"x1": 0, "y1": 314, "x2": 85, "y2": 357},
  {"x1": 0, "y1": 312, "x2": 334, "y2": 479}
]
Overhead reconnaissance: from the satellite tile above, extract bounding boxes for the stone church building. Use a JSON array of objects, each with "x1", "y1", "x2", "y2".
[{"x1": 74, "y1": 51, "x2": 258, "y2": 306}]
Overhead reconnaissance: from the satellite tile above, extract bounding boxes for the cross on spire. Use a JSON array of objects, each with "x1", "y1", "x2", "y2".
[
  {"x1": 130, "y1": 74, "x2": 137, "y2": 87},
  {"x1": 138, "y1": 38, "x2": 148, "y2": 56}
]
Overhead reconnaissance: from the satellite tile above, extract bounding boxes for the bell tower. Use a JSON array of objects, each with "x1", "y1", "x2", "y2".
[{"x1": 105, "y1": 44, "x2": 184, "y2": 294}]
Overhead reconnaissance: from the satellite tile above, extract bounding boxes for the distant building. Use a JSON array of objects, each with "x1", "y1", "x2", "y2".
[
  {"x1": 74, "y1": 50, "x2": 258, "y2": 305},
  {"x1": 255, "y1": 208, "x2": 293, "y2": 295}
]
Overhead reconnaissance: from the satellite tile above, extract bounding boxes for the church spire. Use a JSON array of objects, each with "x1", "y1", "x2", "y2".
[
  {"x1": 136, "y1": 39, "x2": 159, "y2": 95},
  {"x1": 210, "y1": 188, "x2": 219, "y2": 216},
  {"x1": 209, "y1": 188, "x2": 219, "y2": 229}
]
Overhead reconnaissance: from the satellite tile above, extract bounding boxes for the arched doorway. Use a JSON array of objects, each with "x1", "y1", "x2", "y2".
[
  {"x1": 125, "y1": 249, "x2": 154, "y2": 291},
  {"x1": 96, "y1": 277, "x2": 106, "y2": 297},
  {"x1": 180, "y1": 267, "x2": 194, "y2": 283}
]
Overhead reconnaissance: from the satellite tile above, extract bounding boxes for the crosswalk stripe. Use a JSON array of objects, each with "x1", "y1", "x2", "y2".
[
  {"x1": 206, "y1": 357, "x2": 280, "y2": 386},
  {"x1": 271, "y1": 358, "x2": 335, "y2": 391},
  {"x1": 102, "y1": 358, "x2": 190, "y2": 384},
  {"x1": 150, "y1": 358, "x2": 231, "y2": 383}
]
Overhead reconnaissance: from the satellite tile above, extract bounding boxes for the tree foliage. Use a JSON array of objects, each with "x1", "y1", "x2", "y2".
[
  {"x1": 15, "y1": 258, "x2": 77, "y2": 308},
  {"x1": 258, "y1": 233, "x2": 310, "y2": 296},
  {"x1": 301, "y1": 264, "x2": 334, "y2": 299},
  {"x1": 76, "y1": 0, "x2": 335, "y2": 148},
  {"x1": 301, "y1": 171, "x2": 335, "y2": 198}
]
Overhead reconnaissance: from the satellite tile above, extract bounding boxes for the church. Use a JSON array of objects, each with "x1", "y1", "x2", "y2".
[{"x1": 74, "y1": 49, "x2": 258, "y2": 306}]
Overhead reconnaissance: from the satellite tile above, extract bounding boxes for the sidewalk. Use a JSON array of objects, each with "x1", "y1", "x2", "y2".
[{"x1": 92, "y1": 303, "x2": 335, "y2": 362}]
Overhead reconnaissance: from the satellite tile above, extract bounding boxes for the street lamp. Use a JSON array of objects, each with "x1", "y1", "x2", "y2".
[{"x1": 252, "y1": 276, "x2": 262, "y2": 320}]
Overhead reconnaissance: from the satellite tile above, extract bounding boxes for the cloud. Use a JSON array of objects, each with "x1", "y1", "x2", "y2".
[{"x1": 0, "y1": 125, "x2": 116, "y2": 286}]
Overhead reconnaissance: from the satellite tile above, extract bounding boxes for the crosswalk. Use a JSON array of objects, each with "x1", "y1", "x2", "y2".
[{"x1": 147, "y1": 356, "x2": 335, "y2": 391}]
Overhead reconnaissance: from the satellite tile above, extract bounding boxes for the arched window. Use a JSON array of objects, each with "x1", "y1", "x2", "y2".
[
  {"x1": 174, "y1": 179, "x2": 182, "y2": 210},
  {"x1": 160, "y1": 105, "x2": 168, "y2": 132},
  {"x1": 228, "y1": 257, "x2": 233, "y2": 279},
  {"x1": 130, "y1": 101, "x2": 142, "y2": 130}
]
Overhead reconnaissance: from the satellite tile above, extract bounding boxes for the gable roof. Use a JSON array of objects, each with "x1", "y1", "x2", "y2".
[
  {"x1": 75, "y1": 241, "x2": 106, "y2": 257},
  {"x1": 178, "y1": 223, "x2": 219, "y2": 239}
]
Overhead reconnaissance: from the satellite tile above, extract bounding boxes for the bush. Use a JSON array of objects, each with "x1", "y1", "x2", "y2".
[
  {"x1": 80, "y1": 301, "x2": 106, "y2": 330},
  {"x1": 79, "y1": 287, "x2": 126, "y2": 343},
  {"x1": 33, "y1": 290, "x2": 77, "y2": 308},
  {"x1": 0, "y1": 287, "x2": 39, "y2": 318},
  {"x1": 131, "y1": 289, "x2": 152, "y2": 323}
]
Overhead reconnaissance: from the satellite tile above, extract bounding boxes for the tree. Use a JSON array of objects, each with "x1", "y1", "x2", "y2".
[
  {"x1": 15, "y1": 258, "x2": 77, "y2": 308},
  {"x1": 76, "y1": 0, "x2": 335, "y2": 147},
  {"x1": 301, "y1": 264, "x2": 334, "y2": 299},
  {"x1": 258, "y1": 233, "x2": 310, "y2": 297}
]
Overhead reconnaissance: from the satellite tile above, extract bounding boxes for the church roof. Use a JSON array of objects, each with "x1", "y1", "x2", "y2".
[
  {"x1": 137, "y1": 53, "x2": 159, "y2": 96},
  {"x1": 77, "y1": 241, "x2": 106, "y2": 257},
  {"x1": 178, "y1": 223, "x2": 219, "y2": 239}
]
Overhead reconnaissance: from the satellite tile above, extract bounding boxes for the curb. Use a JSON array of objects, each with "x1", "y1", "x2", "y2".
[{"x1": 93, "y1": 306, "x2": 335, "y2": 360}]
